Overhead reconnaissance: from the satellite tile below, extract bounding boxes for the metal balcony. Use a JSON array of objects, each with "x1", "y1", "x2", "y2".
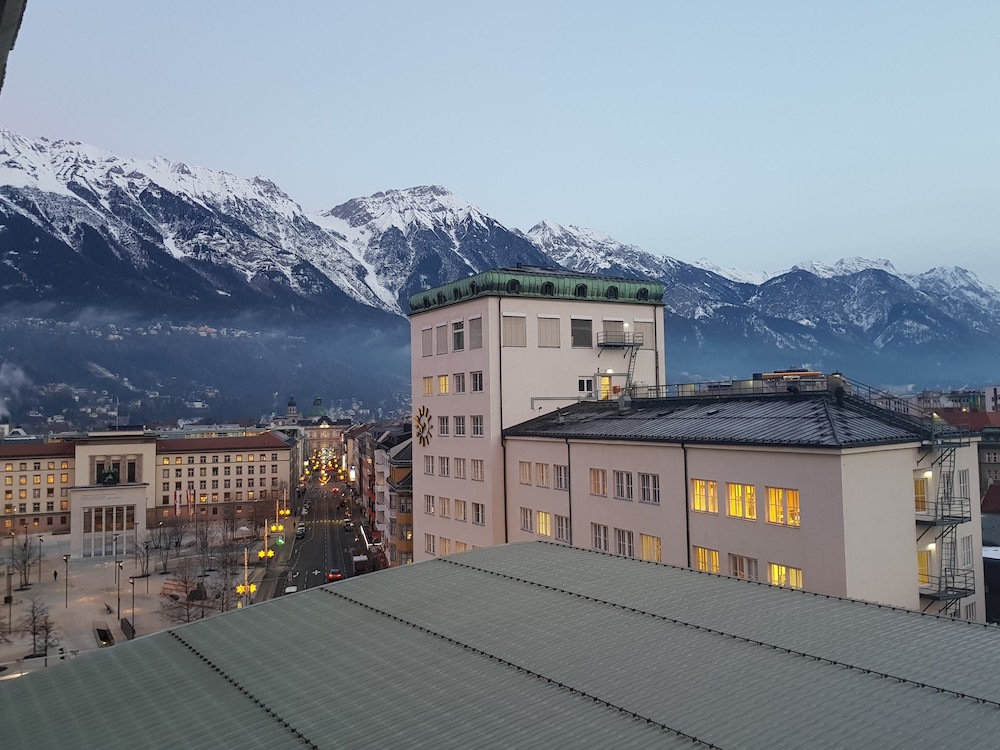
[
  {"x1": 914, "y1": 497, "x2": 972, "y2": 525},
  {"x1": 919, "y1": 569, "x2": 975, "y2": 600},
  {"x1": 597, "y1": 331, "x2": 643, "y2": 348}
]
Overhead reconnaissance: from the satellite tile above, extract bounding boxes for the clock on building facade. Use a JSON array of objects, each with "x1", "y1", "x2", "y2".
[{"x1": 414, "y1": 405, "x2": 433, "y2": 446}]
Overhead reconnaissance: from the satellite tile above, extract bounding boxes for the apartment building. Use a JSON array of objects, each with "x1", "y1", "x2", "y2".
[
  {"x1": 409, "y1": 266, "x2": 666, "y2": 562},
  {"x1": 503, "y1": 378, "x2": 985, "y2": 620},
  {"x1": 2, "y1": 430, "x2": 293, "y2": 558}
]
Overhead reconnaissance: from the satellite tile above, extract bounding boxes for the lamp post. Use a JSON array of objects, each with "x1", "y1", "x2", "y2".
[
  {"x1": 112, "y1": 532, "x2": 120, "y2": 586},
  {"x1": 128, "y1": 577, "x2": 135, "y2": 636},
  {"x1": 116, "y1": 561, "x2": 123, "y2": 619},
  {"x1": 144, "y1": 541, "x2": 150, "y2": 593},
  {"x1": 62, "y1": 554, "x2": 70, "y2": 608},
  {"x1": 5, "y1": 566, "x2": 13, "y2": 633},
  {"x1": 37, "y1": 535, "x2": 43, "y2": 583}
]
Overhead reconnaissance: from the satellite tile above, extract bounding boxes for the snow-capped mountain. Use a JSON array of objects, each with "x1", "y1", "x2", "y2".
[
  {"x1": 316, "y1": 186, "x2": 551, "y2": 310},
  {"x1": 1, "y1": 128, "x2": 998, "y2": 405}
]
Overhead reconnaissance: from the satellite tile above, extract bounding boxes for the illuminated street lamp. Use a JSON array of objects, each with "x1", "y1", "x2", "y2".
[
  {"x1": 257, "y1": 520, "x2": 274, "y2": 567},
  {"x1": 235, "y1": 548, "x2": 257, "y2": 608}
]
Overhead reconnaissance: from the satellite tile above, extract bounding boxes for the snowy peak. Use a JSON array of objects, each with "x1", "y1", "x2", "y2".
[
  {"x1": 323, "y1": 184, "x2": 492, "y2": 234},
  {"x1": 790, "y1": 257, "x2": 901, "y2": 279},
  {"x1": 524, "y1": 220, "x2": 681, "y2": 278},
  {"x1": 692, "y1": 258, "x2": 773, "y2": 285}
]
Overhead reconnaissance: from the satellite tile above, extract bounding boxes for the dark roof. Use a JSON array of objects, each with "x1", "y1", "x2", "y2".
[
  {"x1": 0, "y1": 442, "x2": 75, "y2": 459},
  {"x1": 504, "y1": 392, "x2": 954, "y2": 448},
  {"x1": 4, "y1": 542, "x2": 1000, "y2": 749},
  {"x1": 937, "y1": 410, "x2": 1000, "y2": 433},
  {"x1": 156, "y1": 432, "x2": 290, "y2": 453},
  {"x1": 981, "y1": 483, "x2": 1000, "y2": 515}
]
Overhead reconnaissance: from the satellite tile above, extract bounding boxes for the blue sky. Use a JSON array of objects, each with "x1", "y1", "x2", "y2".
[{"x1": 4, "y1": 1, "x2": 998, "y2": 284}]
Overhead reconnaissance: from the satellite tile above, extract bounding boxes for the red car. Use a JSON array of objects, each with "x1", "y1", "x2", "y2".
[{"x1": 327, "y1": 569, "x2": 344, "y2": 582}]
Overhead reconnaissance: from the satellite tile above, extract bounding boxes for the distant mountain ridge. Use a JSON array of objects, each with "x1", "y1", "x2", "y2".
[{"x1": 1, "y1": 128, "x2": 997, "y2": 407}]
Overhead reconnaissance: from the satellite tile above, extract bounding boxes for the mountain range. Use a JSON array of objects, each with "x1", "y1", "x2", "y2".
[{"x1": 1, "y1": 129, "x2": 997, "y2": 423}]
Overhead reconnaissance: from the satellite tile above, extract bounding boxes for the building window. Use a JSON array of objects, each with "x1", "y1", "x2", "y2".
[
  {"x1": 438, "y1": 375, "x2": 449, "y2": 395},
  {"x1": 592, "y1": 523, "x2": 609, "y2": 552},
  {"x1": 556, "y1": 515, "x2": 570, "y2": 542},
  {"x1": 452, "y1": 321, "x2": 465, "y2": 351},
  {"x1": 502, "y1": 315, "x2": 527, "y2": 347},
  {"x1": 965, "y1": 602, "x2": 977, "y2": 621},
  {"x1": 767, "y1": 487, "x2": 800, "y2": 527},
  {"x1": 537, "y1": 316, "x2": 561, "y2": 347},
  {"x1": 423, "y1": 377, "x2": 433, "y2": 396},
  {"x1": 768, "y1": 563, "x2": 803, "y2": 589},
  {"x1": 590, "y1": 468, "x2": 607, "y2": 496},
  {"x1": 425, "y1": 534, "x2": 436, "y2": 555},
  {"x1": 961, "y1": 535, "x2": 973, "y2": 567},
  {"x1": 571, "y1": 318, "x2": 592, "y2": 348},
  {"x1": 914, "y1": 478, "x2": 928, "y2": 512},
  {"x1": 424, "y1": 495, "x2": 435, "y2": 515},
  {"x1": 578, "y1": 377, "x2": 594, "y2": 394},
  {"x1": 729, "y1": 554, "x2": 758, "y2": 581},
  {"x1": 438, "y1": 457, "x2": 450, "y2": 477},
  {"x1": 535, "y1": 463, "x2": 549, "y2": 487},
  {"x1": 436, "y1": 324, "x2": 448, "y2": 355},
  {"x1": 455, "y1": 499, "x2": 467, "y2": 521},
  {"x1": 438, "y1": 416, "x2": 450, "y2": 436},
  {"x1": 640, "y1": 534, "x2": 661, "y2": 562},
  {"x1": 574, "y1": 284, "x2": 588, "y2": 298},
  {"x1": 421, "y1": 328, "x2": 433, "y2": 356},
  {"x1": 471, "y1": 460, "x2": 484, "y2": 481},
  {"x1": 439, "y1": 537, "x2": 451, "y2": 555},
  {"x1": 424, "y1": 456, "x2": 434, "y2": 475},
  {"x1": 727, "y1": 483, "x2": 757, "y2": 521},
  {"x1": 537, "y1": 511, "x2": 552, "y2": 537},
  {"x1": 958, "y1": 469, "x2": 970, "y2": 499},
  {"x1": 633, "y1": 320, "x2": 655, "y2": 350},
  {"x1": 454, "y1": 416, "x2": 466, "y2": 436},
  {"x1": 454, "y1": 458, "x2": 466, "y2": 479},
  {"x1": 471, "y1": 415, "x2": 484, "y2": 437},
  {"x1": 519, "y1": 462, "x2": 532, "y2": 484},
  {"x1": 694, "y1": 546, "x2": 720, "y2": 574},
  {"x1": 472, "y1": 502, "x2": 486, "y2": 525},
  {"x1": 469, "y1": 318, "x2": 483, "y2": 349},
  {"x1": 520, "y1": 507, "x2": 533, "y2": 532},
  {"x1": 692, "y1": 479, "x2": 718, "y2": 513},
  {"x1": 438, "y1": 497, "x2": 450, "y2": 517},
  {"x1": 917, "y1": 550, "x2": 931, "y2": 584},
  {"x1": 613, "y1": 471, "x2": 633, "y2": 501},
  {"x1": 554, "y1": 465, "x2": 569, "y2": 491},
  {"x1": 471, "y1": 371, "x2": 483, "y2": 392},
  {"x1": 454, "y1": 373, "x2": 466, "y2": 393},
  {"x1": 639, "y1": 473, "x2": 660, "y2": 505},
  {"x1": 615, "y1": 528, "x2": 634, "y2": 557}
]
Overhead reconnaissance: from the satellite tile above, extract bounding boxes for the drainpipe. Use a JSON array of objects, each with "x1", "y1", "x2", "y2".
[
  {"x1": 565, "y1": 436, "x2": 573, "y2": 546},
  {"x1": 499, "y1": 297, "x2": 508, "y2": 543},
  {"x1": 683, "y1": 442, "x2": 691, "y2": 568}
]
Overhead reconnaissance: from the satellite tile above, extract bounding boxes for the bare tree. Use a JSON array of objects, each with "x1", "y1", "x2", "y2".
[
  {"x1": 12, "y1": 530, "x2": 35, "y2": 589},
  {"x1": 167, "y1": 516, "x2": 189, "y2": 552},
  {"x1": 159, "y1": 557, "x2": 206, "y2": 624},
  {"x1": 133, "y1": 536, "x2": 153, "y2": 579},
  {"x1": 194, "y1": 515, "x2": 219, "y2": 577},
  {"x1": 19, "y1": 597, "x2": 58, "y2": 659},
  {"x1": 212, "y1": 536, "x2": 244, "y2": 613},
  {"x1": 149, "y1": 523, "x2": 172, "y2": 574}
]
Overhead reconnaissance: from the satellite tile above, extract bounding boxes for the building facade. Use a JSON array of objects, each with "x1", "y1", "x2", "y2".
[
  {"x1": 409, "y1": 266, "x2": 667, "y2": 562},
  {"x1": 503, "y1": 380, "x2": 985, "y2": 620}
]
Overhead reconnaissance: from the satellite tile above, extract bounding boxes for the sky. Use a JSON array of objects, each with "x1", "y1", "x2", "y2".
[{"x1": 3, "y1": 1, "x2": 999, "y2": 285}]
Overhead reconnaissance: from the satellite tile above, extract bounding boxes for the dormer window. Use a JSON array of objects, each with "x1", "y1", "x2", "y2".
[
  {"x1": 541, "y1": 282, "x2": 555, "y2": 296},
  {"x1": 437, "y1": 292, "x2": 447, "y2": 304},
  {"x1": 575, "y1": 284, "x2": 588, "y2": 298},
  {"x1": 423, "y1": 296, "x2": 431, "y2": 308},
  {"x1": 606, "y1": 286, "x2": 619, "y2": 300},
  {"x1": 453, "y1": 287, "x2": 462, "y2": 300},
  {"x1": 506, "y1": 279, "x2": 521, "y2": 293},
  {"x1": 637, "y1": 288, "x2": 649, "y2": 301},
  {"x1": 470, "y1": 282, "x2": 479, "y2": 295}
]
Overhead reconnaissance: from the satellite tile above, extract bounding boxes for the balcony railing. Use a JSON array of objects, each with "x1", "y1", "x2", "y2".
[
  {"x1": 918, "y1": 569, "x2": 975, "y2": 600},
  {"x1": 914, "y1": 497, "x2": 972, "y2": 525},
  {"x1": 597, "y1": 331, "x2": 644, "y2": 348}
]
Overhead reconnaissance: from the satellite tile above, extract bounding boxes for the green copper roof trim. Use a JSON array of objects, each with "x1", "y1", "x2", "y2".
[{"x1": 408, "y1": 267, "x2": 665, "y2": 314}]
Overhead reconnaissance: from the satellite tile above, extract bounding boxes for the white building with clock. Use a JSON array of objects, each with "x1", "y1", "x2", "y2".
[{"x1": 408, "y1": 265, "x2": 667, "y2": 561}]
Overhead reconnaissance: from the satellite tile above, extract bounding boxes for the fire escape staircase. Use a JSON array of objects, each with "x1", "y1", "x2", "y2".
[{"x1": 597, "y1": 331, "x2": 644, "y2": 391}]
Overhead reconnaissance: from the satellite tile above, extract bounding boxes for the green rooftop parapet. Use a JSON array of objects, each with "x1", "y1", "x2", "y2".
[{"x1": 408, "y1": 265, "x2": 665, "y2": 314}]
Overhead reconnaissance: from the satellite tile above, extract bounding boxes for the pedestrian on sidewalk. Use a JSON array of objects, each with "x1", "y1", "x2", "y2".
[{"x1": 53, "y1": 569, "x2": 58, "y2": 582}]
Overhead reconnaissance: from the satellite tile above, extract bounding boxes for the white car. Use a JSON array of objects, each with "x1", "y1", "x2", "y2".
[{"x1": 283, "y1": 586, "x2": 298, "y2": 595}]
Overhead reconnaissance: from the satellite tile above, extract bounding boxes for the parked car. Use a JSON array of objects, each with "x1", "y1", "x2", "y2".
[{"x1": 283, "y1": 586, "x2": 298, "y2": 595}]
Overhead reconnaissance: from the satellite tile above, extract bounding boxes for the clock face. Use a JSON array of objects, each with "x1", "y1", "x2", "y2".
[{"x1": 414, "y1": 405, "x2": 433, "y2": 447}]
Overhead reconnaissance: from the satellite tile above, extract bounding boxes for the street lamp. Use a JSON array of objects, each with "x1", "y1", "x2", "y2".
[
  {"x1": 143, "y1": 541, "x2": 150, "y2": 594},
  {"x1": 62, "y1": 554, "x2": 70, "y2": 608},
  {"x1": 37, "y1": 535, "x2": 43, "y2": 584},
  {"x1": 113, "y1": 532, "x2": 120, "y2": 586},
  {"x1": 116, "y1": 561, "x2": 123, "y2": 619},
  {"x1": 128, "y1": 577, "x2": 136, "y2": 636}
]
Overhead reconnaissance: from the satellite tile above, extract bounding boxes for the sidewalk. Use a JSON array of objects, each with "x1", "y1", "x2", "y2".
[{"x1": 0, "y1": 531, "x2": 273, "y2": 680}]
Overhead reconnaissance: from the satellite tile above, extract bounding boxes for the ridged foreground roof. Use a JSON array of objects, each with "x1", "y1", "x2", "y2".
[
  {"x1": 408, "y1": 265, "x2": 665, "y2": 314},
  {"x1": 504, "y1": 391, "x2": 958, "y2": 448}
]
